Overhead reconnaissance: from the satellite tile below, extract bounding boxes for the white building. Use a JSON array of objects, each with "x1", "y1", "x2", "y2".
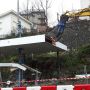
[
  {"x1": 80, "y1": 0, "x2": 90, "y2": 9},
  {"x1": 0, "y1": 10, "x2": 32, "y2": 38}
]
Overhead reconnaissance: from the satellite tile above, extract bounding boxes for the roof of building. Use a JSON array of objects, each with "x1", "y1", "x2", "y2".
[{"x1": 0, "y1": 10, "x2": 33, "y2": 25}]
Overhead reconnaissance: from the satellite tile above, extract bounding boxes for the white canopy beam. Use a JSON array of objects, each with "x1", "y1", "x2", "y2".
[
  {"x1": 0, "y1": 63, "x2": 26, "y2": 71},
  {"x1": 0, "y1": 34, "x2": 68, "y2": 55}
]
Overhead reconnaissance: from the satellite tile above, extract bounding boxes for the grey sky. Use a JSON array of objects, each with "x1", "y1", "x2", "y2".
[{"x1": 0, "y1": 0, "x2": 81, "y2": 26}]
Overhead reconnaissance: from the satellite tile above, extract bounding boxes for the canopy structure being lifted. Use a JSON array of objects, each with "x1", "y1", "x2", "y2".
[
  {"x1": 0, "y1": 35, "x2": 68, "y2": 86},
  {"x1": 0, "y1": 34, "x2": 67, "y2": 55}
]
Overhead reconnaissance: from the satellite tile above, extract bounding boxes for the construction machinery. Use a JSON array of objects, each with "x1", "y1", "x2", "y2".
[
  {"x1": 65, "y1": 8, "x2": 90, "y2": 17},
  {"x1": 45, "y1": 8, "x2": 90, "y2": 45}
]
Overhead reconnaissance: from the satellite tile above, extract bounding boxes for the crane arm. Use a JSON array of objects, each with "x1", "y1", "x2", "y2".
[
  {"x1": 66, "y1": 8, "x2": 90, "y2": 17},
  {"x1": 45, "y1": 8, "x2": 90, "y2": 43}
]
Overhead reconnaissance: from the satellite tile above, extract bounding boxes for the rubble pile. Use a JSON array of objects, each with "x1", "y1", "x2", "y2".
[{"x1": 60, "y1": 20, "x2": 90, "y2": 49}]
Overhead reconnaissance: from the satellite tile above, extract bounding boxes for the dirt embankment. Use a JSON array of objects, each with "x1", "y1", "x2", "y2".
[{"x1": 60, "y1": 20, "x2": 90, "y2": 49}]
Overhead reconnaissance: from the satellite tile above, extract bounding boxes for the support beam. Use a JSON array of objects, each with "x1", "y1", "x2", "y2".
[
  {"x1": 0, "y1": 34, "x2": 67, "y2": 55},
  {"x1": 0, "y1": 63, "x2": 26, "y2": 71}
]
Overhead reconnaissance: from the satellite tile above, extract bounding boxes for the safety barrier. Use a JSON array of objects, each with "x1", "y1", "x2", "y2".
[
  {"x1": 0, "y1": 88, "x2": 13, "y2": 90},
  {"x1": 0, "y1": 84, "x2": 90, "y2": 90},
  {"x1": 13, "y1": 87, "x2": 26, "y2": 90},
  {"x1": 57, "y1": 85, "x2": 74, "y2": 90},
  {"x1": 0, "y1": 76, "x2": 90, "y2": 85},
  {"x1": 27, "y1": 86, "x2": 41, "y2": 90},
  {"x1": 74, "y1": 84, "x2": 90, "y2": 90},
  {"x1": 41, "y1": 86, "x2": 57, "y2": 90}
]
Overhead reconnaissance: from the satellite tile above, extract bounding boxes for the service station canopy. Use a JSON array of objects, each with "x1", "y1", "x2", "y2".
[
  {"x1": 0, "y1": 34, "x2": 67, "y2": 55},
  {"x1": 0, "y1": 63, "x2": 26, "y2": 71}
]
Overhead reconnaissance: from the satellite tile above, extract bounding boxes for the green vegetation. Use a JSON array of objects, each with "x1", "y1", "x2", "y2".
[{"x1": 0, "y1": 44, "x2": 90, "y2": 84}]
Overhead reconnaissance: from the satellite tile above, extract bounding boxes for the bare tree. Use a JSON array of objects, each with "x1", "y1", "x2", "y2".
[
  {"x1": 32, "y1": 0, "x2": 54, "y2": 26},
  {"x1": 20, "y1": 0, "x2": 54, "y2": 26}
]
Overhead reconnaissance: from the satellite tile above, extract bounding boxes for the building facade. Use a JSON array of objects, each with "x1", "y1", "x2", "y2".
[
  {"x1": 21, "y1": 10, "x2": 47, "y2": 33},
  {"x1": 0, "y1": 10, "x2": 32, "y2": 38}
]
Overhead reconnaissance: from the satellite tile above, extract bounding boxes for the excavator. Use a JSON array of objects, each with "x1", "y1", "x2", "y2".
[
  {"x1": 45, "y1": 8, "x2": 90, "y2": 45},
  {"x1": 66, "y1": 8, "x2": 90, "y2": 17}
]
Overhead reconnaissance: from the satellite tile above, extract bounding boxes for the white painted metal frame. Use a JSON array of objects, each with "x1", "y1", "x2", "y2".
[
  {"x1": 0, "y1": 35, "x2": 45, "y2": 47},
  {"x1": 0, "y1": 63, "x2": 26, "y2": 71},
  {"x1": 0, "y1": 34, "x2": 67, "y2": 51}
]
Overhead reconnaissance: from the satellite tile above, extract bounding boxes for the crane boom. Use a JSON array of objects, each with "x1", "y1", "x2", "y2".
[
  {"x1": 66, "y1": 8, "x2": 90, "y2": 17},
  {"x1": 45, "y1": 8, "x2": 90, "y2": 43}
]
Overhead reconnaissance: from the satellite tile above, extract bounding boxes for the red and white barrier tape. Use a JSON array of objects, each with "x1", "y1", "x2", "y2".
[{"x1": 0, "y1": 76, "x2": 90, "y2": 84}]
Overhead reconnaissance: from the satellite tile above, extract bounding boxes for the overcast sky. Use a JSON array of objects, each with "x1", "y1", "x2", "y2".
[{"x1": 0, "y1": 0, "x2": 81, "y2": 26}]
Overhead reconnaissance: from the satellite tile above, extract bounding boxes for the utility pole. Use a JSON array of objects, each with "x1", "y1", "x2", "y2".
[
  {"x1": 17, "y1": 0, "x2": 24, "y2": 87},
  {"x1": 17, "y1": 0, "x2": 21, "y2": 86},
  {"x1": 57, "y1": 13, "x2": 60, "y2": 22},
  {"x1": 72, "y1": 0, "x2": 74, "y2": 11},
  {"x1": 27, "y1": 0, "x2": 29, "y2": 20},
  {"x1": 35, "y1": 72, "x2": 39, "y2": 85},
  {"x1": 84, "y1": 65, "x2": 88, "y2": 84},
  {"x1": 0, "y1": 72, "x2": 2, "y2": 83},
  {"x1": 17, "y1": 0, "x2": 22, "y2": 37},
  {"x1": 17, "y1": 0, "x2": 19, "y2": 22},
  {"x1": 61, "y1": 0, "x2": 63, "y2": 14},
  {"x1": 46, "y1": 0, "x2": 48, "y2": 26}
]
